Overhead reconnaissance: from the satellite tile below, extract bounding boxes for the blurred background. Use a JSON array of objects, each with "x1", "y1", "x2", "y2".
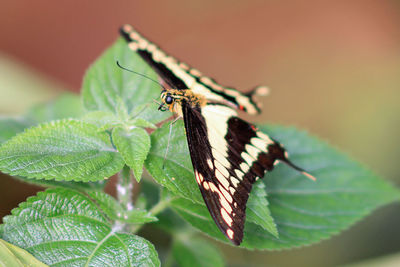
[{"x1": 0, "y1": 1, "x2": 399, "y2": 266}]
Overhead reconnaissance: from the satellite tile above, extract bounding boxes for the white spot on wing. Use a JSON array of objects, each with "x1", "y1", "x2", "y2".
[
  {"x1": 234, "y1": 169, "x2": 244, "y2": 181},
  {"x1": 229, "y1": 187, "x2": 236, "y2": 194},
  {"x1": 207, "y1": 158, "x2": 214, "y2": 169},
  {"x1": 216, "y1": 171, "x2": 230, "y2": 189},
  {"x1": 239, "y1": 162, "x2": 250, "y2": 173},
  {"x1": 129, "y1": 43, "x2": 139, "y2": 51},
  {"x1": 201, "y1": 105, "x2": 236, "y2": 174},
  {"x1": 241, "y1": 152, "x2": 254, "y2": 166},
  {"x1": 212, "y1": 148, "x2": 230, "y2": 168},
  {"x1": 221, "y1": 208, "x2": 233, "y2": 226},
  {"x1": 251, "y1": 137, "x2": 268, "y2": 149},
  {"x1": 203, "y1": 181, "x2": 210, "y2": 190},
  {"x1": 190, "y1": 68, "x2": 202, "y2": 77},
  {"x1": 227, "y1": 229, "x2": 234, "y2": 239},
  {"x1": 245, "y1": 144, "x2": 260, "y2": 159},
  {"x1": 257, "y1": 132, "x2": 274, "y2": 144},
  {"x1": 218, "y1": 184, "x2": 233, "y2": 203},
  {"x1": 195, "y1": 171, "x2": 204, "y2": 184},
  {"x1": 220, "y1": 196, "x2": 233, "y2": 214},
  {"x1": 215, "y1": 161, "x2": 229, "y2": 177}
]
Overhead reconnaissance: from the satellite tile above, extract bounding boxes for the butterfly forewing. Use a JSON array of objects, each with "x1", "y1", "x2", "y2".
[{"x1": 120, "y1": 24, "x2": 267, "y2": 115}]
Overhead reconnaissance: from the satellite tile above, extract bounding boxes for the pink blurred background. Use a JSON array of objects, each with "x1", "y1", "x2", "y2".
[{"x1": 0, "y1": 1, "x2": 399, "y2": 266}]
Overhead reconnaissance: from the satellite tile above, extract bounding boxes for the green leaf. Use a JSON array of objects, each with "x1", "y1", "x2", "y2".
[
  {"x1": 145, "y1": 121, "x2": 202, "y2": 203},
  {"x1": 0, "y1": 117, "x2": 107, "y2": 191},
  {"x1": 130, "y1": 103, "x2": 170, "y2": 125},
  {"x1": 246, "y1": 181, "x2": 278, "y2": 238},
  {"x1": 171, "y1": 198, "x2": 226, "y2": 242},
  {"x1": 0, "y1": 119, "x2": 124, "y2": 181},
  {"x1": 249, "y1": 125, "x2": 400, "y2": 249},
  {"x1": 169, "y1": 124, "x2": 400, "y2": 249},
  {"x1": 82, "y1": 111, "x2": 122, "y2": 131},
  {"x1": 113, "y1": 126, "x2": 150, "y2": 181},
  {"x1": 129, "y1": 118, "x2": 156, "y2": 129},
  {"x1": 0, "y1": 117, "x2": 31, "y2": 144},
  {"x1": 26, "y1": 93, "x2": 84, "y2": 123},
  {"x1": 88, "y1": 191, "x2": 157, "y2": 224},
  {"x1": 0, "y1": 239, "x2": 48, "y2": 267},
  {"x1": 12, "y1": 176, "x2": 106, "y2": 192},
  {"x1": 82, "y1": 38, "x2": 169, "y2": 124},
  {"x1": 172, "y1": 238, "x2": 225, "y2": 267},
  {"x1": 1, "y1": 188, "x2": 160, "y2": 266}
]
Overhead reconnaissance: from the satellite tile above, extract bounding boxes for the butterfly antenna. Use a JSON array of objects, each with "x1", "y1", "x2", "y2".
[{"x1": 116, "y1": 61, "x2": 167, "y2": 91}]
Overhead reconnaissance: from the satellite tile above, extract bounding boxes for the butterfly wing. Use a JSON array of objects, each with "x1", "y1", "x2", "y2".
[
  {"x1": 120, "y1": 24, "x2": 268, "y2": 114},
  {"x1": 181, "y1": 101, "x2": 304, "y2": 245},
  {"x1": 119, "y1": 25, "x2": 315, "y2": 245}
]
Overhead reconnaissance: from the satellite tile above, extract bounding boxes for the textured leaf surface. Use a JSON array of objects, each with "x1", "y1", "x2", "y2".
[
  {"x1": 88, "y1": 191, "x2": 157, "y2": 225},
  {"x1": 152, "y1": 122, "x2": 399, "y2": 249},
  {"x1": 246, "y1": 182, "x2": 278, "y2": 238},
  {"x1": 145, "y1": 121, "x2": 202, "y2": 203},
  {"x1": 82, "y1": 38, "x2": 169, "y2": 124},
  {"x1": 113, "y1": 127, "x2": 150, "y2": 181},
  {"x1": 13, "y1": 176, "x2": 106, "y2": 192},
  {"x1": 172, "y1": 238, "x2": 225, "y2": 267},
  {"x1": 0, "y1": 116, "x2": 106, "y2": 191},
  {"x1": 0, "y1": 119, "x2": 124, "y2": 181},
  {"x1": 1, "y1": 188, "x2": 160, "y2": 266},
  {"x1": 0, "y1": 239, "x2": 48, "y2": 267}
]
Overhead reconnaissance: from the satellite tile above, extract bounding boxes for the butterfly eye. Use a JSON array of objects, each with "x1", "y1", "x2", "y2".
[{"x1": 165, "y1": 95, "x2": 173, "y2": 104}]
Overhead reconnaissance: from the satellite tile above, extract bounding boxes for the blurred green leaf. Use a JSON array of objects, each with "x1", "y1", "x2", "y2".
[
  {"x1": 82, "y1": 38, "x2": 169, "y2": 124},
  {"x1": 129, "y1": 118, "x2": 156, "y2": 129},
  {"x1": 113, "y1": 126, "x2": 150, "y2": 181},
  {"x1": 0, "y1": 117, "x2": 31, "y2": 144},
  {"x1": 26, "y1": 93, "x2": 84, "y2": 123},
  {"x1": 1, "y1": 188, "x2": 160, "y2": 266},
  {"x1": 0, "y1": 119, "x2": 124, "y2": 181},
  {"x1": 168, "y1": 124, "x2": 400, "y2": 249},
  {"x1": 172, "y1": 238, "x2": 225, "y2": 267},
  {"x1": 0, "y1": 239, "x2": 48, "y2": 267}
]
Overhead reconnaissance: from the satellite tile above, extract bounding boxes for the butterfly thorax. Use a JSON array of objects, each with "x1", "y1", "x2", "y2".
[{"x1": 160, "y1": 89, "x2": 207, "y2": 116}]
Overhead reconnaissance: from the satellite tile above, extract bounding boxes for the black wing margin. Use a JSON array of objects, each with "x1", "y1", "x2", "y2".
[{"x1": 181, "y1": 101, "x2": 312, "y2": 245}]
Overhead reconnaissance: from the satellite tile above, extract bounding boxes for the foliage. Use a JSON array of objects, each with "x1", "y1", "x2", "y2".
[{"x1": 0, "y1": 38, "x2": 398, "y2": 266}]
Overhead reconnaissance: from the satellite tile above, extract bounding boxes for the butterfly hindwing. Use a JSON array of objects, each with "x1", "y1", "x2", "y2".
[
  {"x1": 120, "y1": 24, "x2": 268, "y2": 115},
  {"x1": 182, "y1": 101, "x2": 293, "y2": 245}
]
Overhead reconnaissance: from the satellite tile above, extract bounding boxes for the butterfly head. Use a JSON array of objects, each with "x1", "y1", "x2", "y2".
[
  {"x1": 159, "y1": 89, "x2": 205, "y2": 116},
  {"x1": 159, "y1": 89, "x2": 181, "y2": 114}
]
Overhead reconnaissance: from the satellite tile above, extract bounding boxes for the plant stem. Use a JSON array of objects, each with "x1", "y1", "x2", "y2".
[{"x1": 117, "y1": 165, "x2": 134, "y2": 212}]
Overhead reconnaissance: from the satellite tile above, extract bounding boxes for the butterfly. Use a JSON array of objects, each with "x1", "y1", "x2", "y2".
[{"x1": 120, "y1": 24, "x2": 316, "y2": 245}]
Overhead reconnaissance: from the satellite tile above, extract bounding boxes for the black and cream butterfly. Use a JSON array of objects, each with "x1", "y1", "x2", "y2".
[{"x1": 120, "y1": 25, "x2": 316, "y2": 245}]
